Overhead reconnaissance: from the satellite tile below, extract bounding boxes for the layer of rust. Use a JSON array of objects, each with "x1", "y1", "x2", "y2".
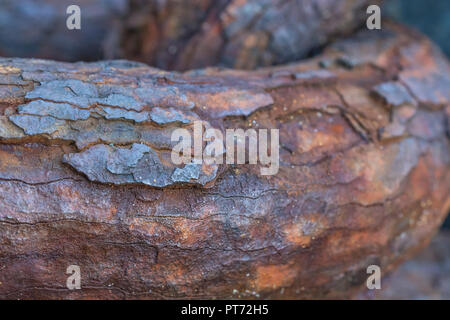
[
  {"x1": 0, "y1": 22, "x2": 449, "y2": 299},
  {"x1": 0, "y1": 0, "x2": 379, "y2": 70},
  {"x1": 122, "y1": 0, "x2": 381, "y2": 70}
]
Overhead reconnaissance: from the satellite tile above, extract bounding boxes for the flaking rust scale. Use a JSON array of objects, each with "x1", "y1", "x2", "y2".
[{"x1": 0, "y1": 19, "x2": 448, "y2": 299}]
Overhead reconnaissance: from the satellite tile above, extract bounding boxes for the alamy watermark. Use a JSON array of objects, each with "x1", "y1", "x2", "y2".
[
  {"x1": 366, "y1": 265, "x2": 381, "y2": 290},
  {"x1": 171, "y1": 121, "x2": 280, "y2": 176},
  {"x1": 366, "y1": 4, "x2": 381, "y2": 30},
  {"x1": 66, "y1": 5, "x2": 81, "y2": 30},
  {"x1": 66, "y1": 264, "x2": 81, "y2": 290}
]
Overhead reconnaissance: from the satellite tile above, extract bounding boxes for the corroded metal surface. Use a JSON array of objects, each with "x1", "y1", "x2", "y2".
[
  {"x1": 123, "y1": 0, "x2": 381, "y2": 70},
  {"x1": 0, "y1": 0, "x2": 379, "y2": 70},
  {"x1": 0, "y1": 22, "x2": 449, "y2": 299}
]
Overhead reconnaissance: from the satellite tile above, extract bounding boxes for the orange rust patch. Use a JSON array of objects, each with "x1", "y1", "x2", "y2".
[
  {"x1": 283, "y1": 214, "x2": 327, "y2": 247},
  {"x1": 172, "y1": 219, "x2": 207, "y2": 245},
  {"x1": 0, "y1": 149, "x2": 20, "y2": 167},
  {"x1": 408, "y1": 157, "x2": 430, "y2": 201},
  {"x1": 165, "y1": 264, "x2": 187, "y2": 284},
  {"x1": 202, "y1": 162, "x2": 217, "y2": 175},
  {"x1": 129, "y1": 218, "x2": 162, "y2": 236},
  {"x1": 109, "y1": 207, "x2": 117, "y2": 218},
  {"x1": 320, "y1": 227, "x2": 391, "y2": 260},
  {"x1": 296, "y1": 130, "x2": 342, "y2": 152},
  {"x1": 0, "y1": 65, "x2": 21, "y2": 74},
  {"x1": 284, "y1": 225, "x2": 312, "y2": 247},
  {"x1": 55, "y1": 184, "x2": 80, "y2": 200},
  {"x1": 253, "y1": 264, "x2": 298, "y2": 291}
]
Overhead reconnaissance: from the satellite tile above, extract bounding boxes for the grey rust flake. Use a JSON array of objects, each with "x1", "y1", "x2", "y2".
[
  {"x1": 97, "y1": 93, "x2": 144, "y2": 111},
  {"x1": 294, "y1": 69, "x2": 336, "y2": 82},
  {"x1": 372, "y1": 81, "x2": 417, "y2": 107},
  {"x1": 69, "y1": 119, "x2": 141, "y2": 149},
  {"x1": 26, "y1": 79, "x2": 98, "y2": 108},
  {"x1": 399, "y1": 72, "x2": 450, "y2": 106},
  {"x1": 63, "y1": 143, "x2": 156, "y2": 185},
  {"x1": 63, "y1": 143, "x2": 218, "y2": 187},
  {"x1": 171, "y1": 163, "x2": 202, "y2": 181},
  {"x1": 18, "y1": 100, "x2": 91, "y2": 120},
  {"x1": 9, "y1": 114, "x2": 65, "y2": 135},
  {"x1": 150, "y1": 107, "x2": 197, "y2": 125},
  {"x1": 106, "y1": 143, "x2": 151, "y2": 175},
  {"x1": 98, "y1": 106, "x2": 149, "y2": 123},
  {"x1": 25, "y1": 79, "x2": 145, "y2": 111},
  {"x1": 171, "y1": 163, "x2": 217, "y2": 185}
]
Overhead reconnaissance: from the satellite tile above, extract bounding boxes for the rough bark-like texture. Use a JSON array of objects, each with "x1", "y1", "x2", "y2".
[
  {"x1": 0, "y1": 0, "x2": 379, "y2": 70},
  {"x1": 0, "y1": 22, "x2": 449, "y2": 299}
]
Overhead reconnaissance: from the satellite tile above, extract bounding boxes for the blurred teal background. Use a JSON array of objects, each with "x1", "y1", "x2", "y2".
[{"x1": 384, "y1": 0, "x2": 450, "y2": 57}]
